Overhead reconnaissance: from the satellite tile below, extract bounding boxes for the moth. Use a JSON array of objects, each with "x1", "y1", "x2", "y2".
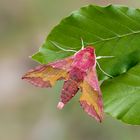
[{"x1": 22, "y1": 40, "x2": 113, "y2": 122}]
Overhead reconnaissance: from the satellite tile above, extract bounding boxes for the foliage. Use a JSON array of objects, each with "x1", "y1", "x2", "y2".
[{"x1": 32, "y1": 5, "x2": 140, "y2": 125}]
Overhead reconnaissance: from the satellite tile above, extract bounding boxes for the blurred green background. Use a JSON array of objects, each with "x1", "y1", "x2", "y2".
[{"x1": 1, "y1": 0, "x2": 140, "y2": 140}]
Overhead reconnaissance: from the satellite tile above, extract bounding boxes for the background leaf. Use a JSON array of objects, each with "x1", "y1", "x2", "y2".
[
  {"x1": 32, "y1": 5, "x2": 140, "y2": 124},
  {"x1": 102, "y1": 64, "x2": 140, "y2": 125}
]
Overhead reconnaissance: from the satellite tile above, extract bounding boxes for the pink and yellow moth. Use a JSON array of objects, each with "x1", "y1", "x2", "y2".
[{"x1": 22, "y1": 40, "x2": 113, "y2": 122}]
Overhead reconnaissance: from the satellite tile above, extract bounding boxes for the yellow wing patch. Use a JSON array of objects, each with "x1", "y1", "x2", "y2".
[
  {"x1": 23, "y1": 65, "x2": 68, "y2": 87},
  {"x1": 80, "y1": 80, "x2": 103, "y2": 121}
]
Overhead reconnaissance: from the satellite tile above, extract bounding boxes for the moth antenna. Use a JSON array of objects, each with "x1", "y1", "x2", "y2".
[
  {"x1": 96, "y1": 61, "x2": 113, "y2": 78},
  {"x1": 96, "y1": 56, "x2": 115, "y2": 60},
  {"x1": 50, "y1": 41, "x2": 77, "y2": 53},
  {"x1": 81, "y1": 38, "x2": 85, "y2": 50}
]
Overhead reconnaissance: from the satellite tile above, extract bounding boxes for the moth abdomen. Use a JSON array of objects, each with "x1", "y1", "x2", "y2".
[{"x1": 60, "y1": 79, "x2": 79, "y2": 104}]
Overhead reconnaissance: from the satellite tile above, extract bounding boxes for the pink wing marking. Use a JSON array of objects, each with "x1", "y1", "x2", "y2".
[
  {"x1": 86, "y1": 67, "x2": 103, "y2": 113},
  {"x1": 79, "y1": 67, "x2": 103, "y2": 122},
  {"x1": 80, "y1": 101, "x2": 101, "y2": 122},
  {"x1": 22, "y1": 57, "x2": 74, "y2": 88}
]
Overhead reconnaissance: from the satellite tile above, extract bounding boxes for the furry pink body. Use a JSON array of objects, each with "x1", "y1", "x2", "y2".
[
  {"x1": 22, "y1": 46, "x2": 103, "y2": 122},
  {"x1": 58, "y1": 47, "x2": 96, "y2": 107},
  {"x1": 72, "y1": 47, "x2": 96, "y2": 71}
]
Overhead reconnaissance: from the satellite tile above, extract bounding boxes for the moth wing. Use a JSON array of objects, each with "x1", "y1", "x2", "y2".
[
  {"x1": 22, "y1": 57, "x2": 73, "y2": 88},
  {"x1": 79, "y1": 67, "x2": 103, "y2": 122}
]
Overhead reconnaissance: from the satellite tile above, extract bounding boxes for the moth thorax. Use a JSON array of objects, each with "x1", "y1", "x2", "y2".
[{"x1": 69, "y1": 67, "x2": 85, "y2": 82}]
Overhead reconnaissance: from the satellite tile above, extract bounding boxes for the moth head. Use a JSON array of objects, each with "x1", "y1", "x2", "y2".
[
  {"x1": 83, "y1": 46, "x2": 95, "y2": 54},
  {"x1": 75, "y1": 46, "x2": 96, "y2": 61}
]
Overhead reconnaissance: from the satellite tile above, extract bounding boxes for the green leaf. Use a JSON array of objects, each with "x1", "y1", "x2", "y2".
[
  {"x1": 32, "y1": 4, "x2": 140, "y2": 124},
  {"x1": 102, "y1": 64, "x2": 140, "y2": 125}
]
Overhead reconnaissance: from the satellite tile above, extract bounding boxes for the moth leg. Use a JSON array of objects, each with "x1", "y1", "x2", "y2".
[
  {"x1": 96, "y1": 56, "x2": 114, "y2": 60},
  {"x1": 50, "y1": 41, "x2": 77, "y2": 53},
  {"x1": 96, "y1": 61, "x2": 113, "y2": 78},
  {"x1": 80, "y1": 37, "x2": 85, "y2": 50}
]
